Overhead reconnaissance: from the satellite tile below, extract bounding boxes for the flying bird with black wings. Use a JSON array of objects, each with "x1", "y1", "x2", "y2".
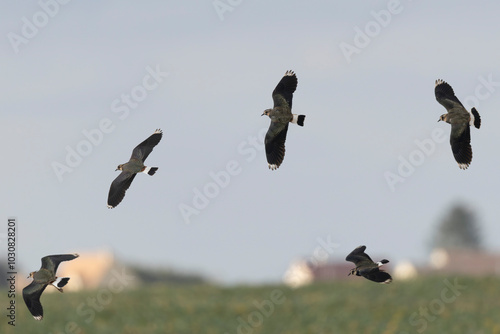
[
  {"x1": 107, "y1": 129, "x2": 162, "y2": 208},
  {"x1": 262, "y1": 70, "x2": 305, "y2": 170},
  {"x1": 23, "y1": 254, "x2": 79, "y2": 320},
  {"x1": 346, "y1": 245, "x2": 392, "y2": 284},
  {"x1": 435, "y1": 79, "x2": 481, "y2": 169}
]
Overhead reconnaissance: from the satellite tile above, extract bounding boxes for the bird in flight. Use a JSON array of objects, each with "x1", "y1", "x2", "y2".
[
  {"x1": 435, "y1": 79, "x2": 481, "y2": 169},
  {"x1": 23, "y1": 254, "x2": 79, "y2": 320},
  {"x1": 346, "y1": 245, "x2": 392, "y2": 284},
  {"x1": 107, "y1": 129, "x2": 163, "y2": 208},
  {"x1": 262, "y1": 70, "x2": 305, "y2": 170}
]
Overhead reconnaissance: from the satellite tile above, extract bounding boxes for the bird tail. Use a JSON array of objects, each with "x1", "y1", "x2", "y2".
[
  {"x1": 471, "y1": 107, "x2": 481, "y2": 129},
  {"x1": 142, "y1": 166, "x2": 159, "y2": 175},
  {"x1": 291, "y1": 114, "x2": 306, "y2": 126},
  {"x1": 52, "y1": 277, "x2": 70, "y2": 292}
]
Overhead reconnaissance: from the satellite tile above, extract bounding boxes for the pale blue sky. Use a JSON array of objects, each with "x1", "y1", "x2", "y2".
[{"x1": 2, "y1": 0, "x2": 500, "y2": 284}]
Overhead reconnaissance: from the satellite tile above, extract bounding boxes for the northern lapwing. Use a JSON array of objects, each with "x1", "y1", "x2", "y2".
[
  {"x1": 262, "y1": 70, "x2": 305, "y2": 170},
  {"x1": 346, "y1": 245, "x2": 392, "y2": 284},
  {"x1": 435, "y1": 79, "x2": 481, "y2": 169},
  {"x1": 107, "y1": 129, "x2": 162, "y2": 208},
  {"x1": 23, "y1": 254, "x2": 79, "y2": 320}
]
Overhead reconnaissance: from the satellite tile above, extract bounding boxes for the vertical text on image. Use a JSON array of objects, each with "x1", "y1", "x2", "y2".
[{"x1": 6, "y1": 217, "x2": 17, "y2": 326}]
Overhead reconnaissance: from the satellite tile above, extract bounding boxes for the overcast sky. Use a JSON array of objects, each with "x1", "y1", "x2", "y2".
[{"x1": 2, "y1": 0, "x2": 500, "y2": 284}]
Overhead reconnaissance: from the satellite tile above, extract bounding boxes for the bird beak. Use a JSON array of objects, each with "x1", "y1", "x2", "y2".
[{"x1": 261, "y1": 113, "x2": 265, "y2": 116}]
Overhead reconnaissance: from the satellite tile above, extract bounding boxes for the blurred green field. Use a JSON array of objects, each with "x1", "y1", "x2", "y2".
[{"x1": 3, "y1": 276, "x2": 500, "y2": 334}]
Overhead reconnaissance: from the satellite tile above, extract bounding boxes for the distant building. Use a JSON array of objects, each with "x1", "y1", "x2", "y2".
[
  {"x1": 391, "y1": 248, "x2": 500, "y2": 280},
  {"x1": 283, "y1": 260, "x2": 314, "y2": 288},
  {"x1": 18, "y1": 250, "x2": 138, "y2": 293},
  {"x1": 283, "y1": 259, "x2": 377, "y2": 287},
  {"x1": 18, "y1": 249, "x2": 207, "y2": 293},
  {"x1": 393, "y1": 261, "x2": 418, "y2": 280},
  {"x1": 284, "y1": 247, "x2": 500, "y2": 287},
  {"x1": 428, "y1": 247, "x2": 500, "y2": 276},
  {"x1": 57, "y1": 249, "x2": 122, "y2": 291}
]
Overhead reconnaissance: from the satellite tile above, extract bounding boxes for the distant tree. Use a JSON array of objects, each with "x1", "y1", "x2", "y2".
[{"x1": 432, "y1": 203, "x2": 482, "y2": 250}]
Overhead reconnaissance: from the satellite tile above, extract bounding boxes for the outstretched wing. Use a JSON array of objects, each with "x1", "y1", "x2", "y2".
[
  {"x1": 450, "y1": 123, "x2": 472, "y2": 169},
  {"x1": 131, "y1": 129, "x2": 163, "y2": 162},
  {"x1": 265, "y1": 122, "x2": 289, "y2": 170},
  {"x1": 272, "y1": 71, "x2": 297, "y2": 110},
  {"x1": 345, "y1": 245, "x2": 373, "y2": 264},
  {"x1": 41, "y1": 254, "x2": 79, "y2": 274},
  {"x1": 435, "y1": 79, "x2": 464, "y2": 110},
  {"x1": 23, "y1": 281, "x2": 47, "y2": 320},
  {"x1": 107, "y1": 172, "x2": 137, "y2": 208}
]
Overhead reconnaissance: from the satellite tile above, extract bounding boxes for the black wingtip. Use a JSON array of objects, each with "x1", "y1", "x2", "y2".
[
  {"x1": 297, "y1": 115, "x2": 305, "y2": 127},
  {"x1": 57, "y1": 277, "x2": 70, "y2": 288},
  {"x1": 148, "y1": 167, "x2": 158, "y2": 176},
  {"x1": 471, "y1": 107, "x2": 481, "y2": 129}
]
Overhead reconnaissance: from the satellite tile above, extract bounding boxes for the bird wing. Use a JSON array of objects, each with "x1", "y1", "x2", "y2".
[
  {"x1": 272, "y1": 71, "x2": 297, "y2": 110},
  {"x1": 41, "y1": 254, "x2": 79, "y2": 274},
  {"x1": 449, "y1": 123, "x2": 472, "y2": 169},
  {"x1": 23, "y1": 281, "x2": 47, "y2": 320},
  {"x1": 363, "y1": 269, "x2": 392, "y2": 284},
  {"x1": 435, "y1": 79, "x2": 464, "y2": 111},
  {"x1": 265, "y1": 122, "x2": 289, "y2": 169},
  {"x1": 107, "y1": 172, "x2": 137, "y2": 208},
  {"x1": 345, "y1": 245, "x2": 373, "y2": 264},
  {"x1": 130, "y1": 129, "x2": 163, "y2": 162}
]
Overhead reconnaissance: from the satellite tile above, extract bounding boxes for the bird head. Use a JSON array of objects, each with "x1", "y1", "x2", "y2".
[
  {"x1": 27, "y1": 271, "x2": 35, "y2": 279},
  {"x1": 438, "y1": 114, "x2": 448, "y2": 122},
  {"x1": 115, "y1": 164, "x2": 124, "y2": 171},
  {"x1": 261, "y1": 109, "x2": 272, "y2": 117},
  {"x1": 348, "y1": 268, "x2": 356, "y2": 276}
]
